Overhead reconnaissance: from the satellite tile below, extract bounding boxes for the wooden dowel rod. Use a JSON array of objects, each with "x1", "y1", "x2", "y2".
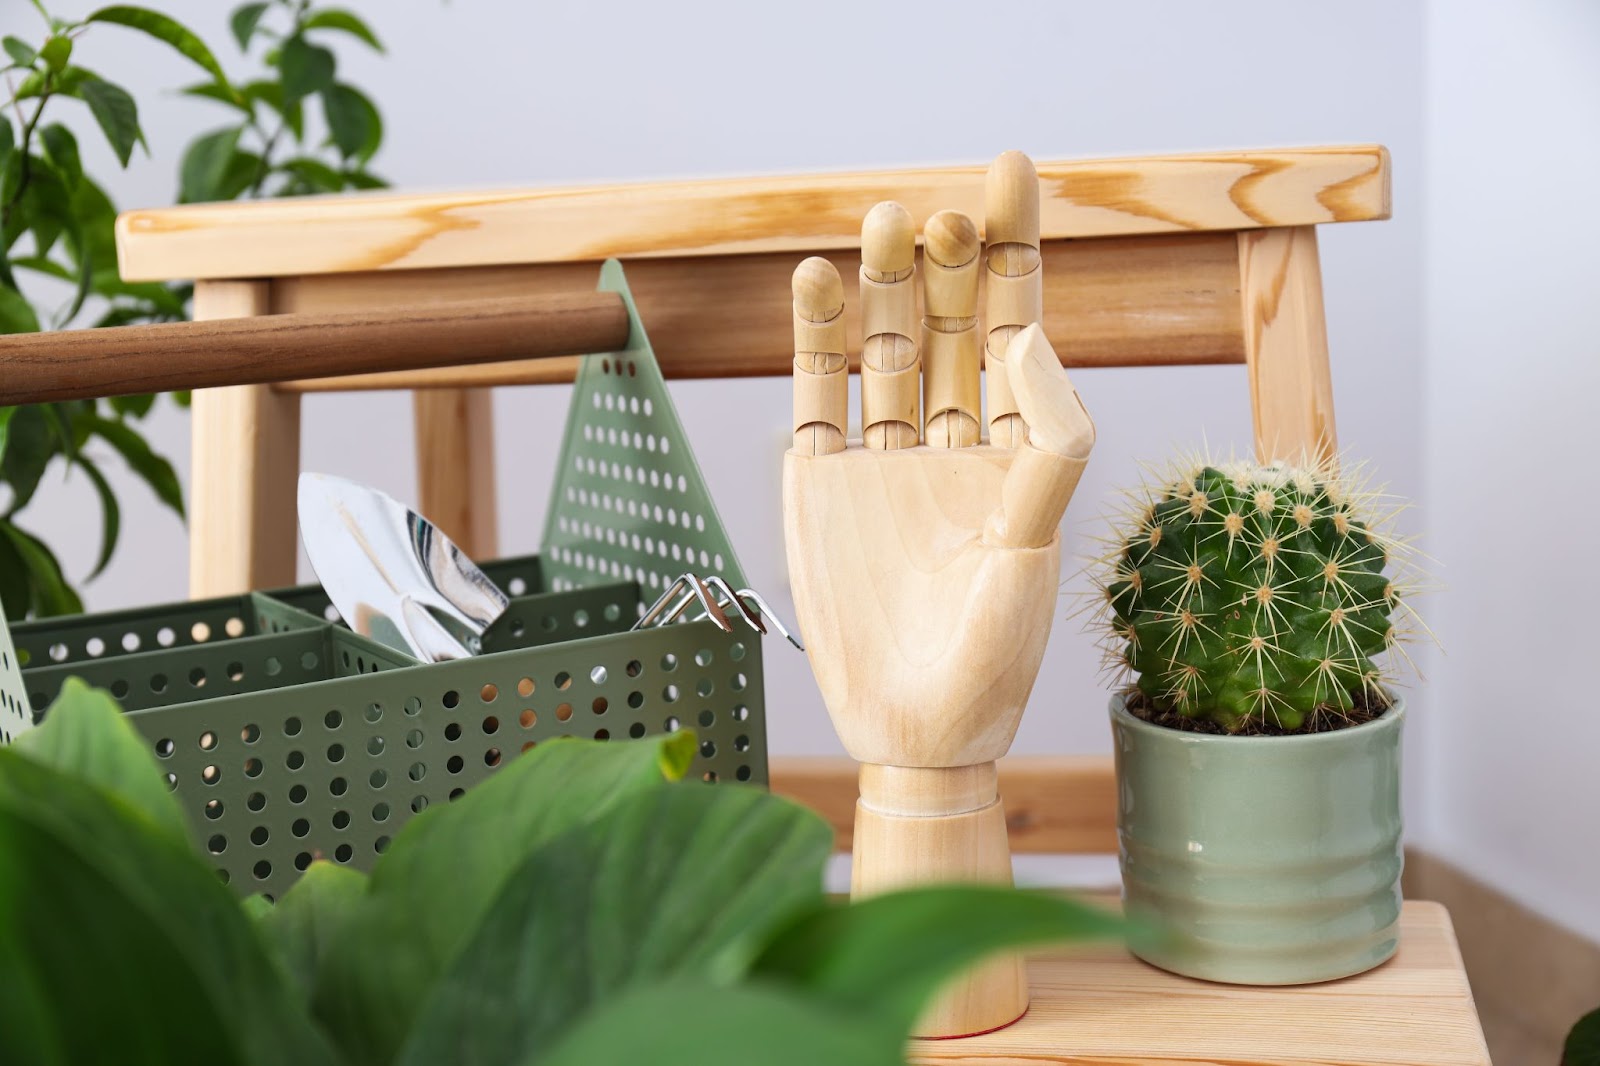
[{"x1": 0, "y1": 291, "x2": 630, "y2": 405}]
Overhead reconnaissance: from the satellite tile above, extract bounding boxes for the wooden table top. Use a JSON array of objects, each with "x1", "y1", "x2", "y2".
[{"x1": 910, "y1": 901, "x2": 1490, "y2": 1066}]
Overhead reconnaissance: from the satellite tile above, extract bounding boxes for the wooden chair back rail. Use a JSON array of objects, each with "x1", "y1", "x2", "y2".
[{"x1": 0, "y1": 293, "x2": 629, "y2": 405}]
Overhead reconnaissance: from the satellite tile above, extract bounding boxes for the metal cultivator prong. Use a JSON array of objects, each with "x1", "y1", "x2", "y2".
[
  {"x1": 631, "y1": 572, "x2": 803, "y2": 652},
  {"x1": 633, "y1": 573, "x2": 734, "y2": 634}
]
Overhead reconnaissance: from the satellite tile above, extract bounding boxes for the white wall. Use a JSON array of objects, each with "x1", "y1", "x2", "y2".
[
  {"x1": 21, "y1": 2, "x2": 1429, "y2": 873},
  {"x1": 1423, "y1": 0, "x2": 1600, "y2": 942}
]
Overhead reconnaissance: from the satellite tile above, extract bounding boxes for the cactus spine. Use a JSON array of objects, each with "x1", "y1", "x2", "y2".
[{"x1": 1092, "y1": 455, "x2": 1421, "y2": 732}]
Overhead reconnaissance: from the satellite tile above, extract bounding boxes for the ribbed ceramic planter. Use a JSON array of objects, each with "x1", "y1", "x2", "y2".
[{"x1": 1110, "y1": 694, "x2": 1404, "y2": 984}]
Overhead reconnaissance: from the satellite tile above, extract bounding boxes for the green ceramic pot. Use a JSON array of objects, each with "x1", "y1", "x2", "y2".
[{"x1": 1110, "y1": 694, "x2": 1404, "y2": 984}]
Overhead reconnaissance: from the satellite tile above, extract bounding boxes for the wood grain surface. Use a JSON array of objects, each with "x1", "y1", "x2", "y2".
[
  {"x1": 769, "y1": 755, "x2": 1119, "y2": 855},
  {"x1": 268, "y1": 231, "x2": 1243, "y2": 392},
  {"x1": 117, "y1": 145, "x2": 1390, "y2": 281},
  {"x1": 188, "y1": 281, "x2": 301, "y2": 597},
  {"x1": 908, "y1": 900, "x2": 1490, "y2": 1065}
]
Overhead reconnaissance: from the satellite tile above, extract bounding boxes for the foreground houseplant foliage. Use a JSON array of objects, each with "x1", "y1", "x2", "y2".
[
  {"x1": 1088, "y1": 453, "x2": 1426, "y2": 984},
  {"x1": 0, "y1": 0, "x2": 392, "y2": 617},
  {"x1": 0, "y1": 680, "x2": 1119, "y2": 1065}
]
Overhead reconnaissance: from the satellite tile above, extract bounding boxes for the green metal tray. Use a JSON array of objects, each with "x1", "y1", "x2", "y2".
[{"x1": 0, "y1": 261, "x2": 770, "y2": 898}]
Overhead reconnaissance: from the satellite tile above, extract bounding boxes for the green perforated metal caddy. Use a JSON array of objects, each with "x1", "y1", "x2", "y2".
[{"x1": 0, "y1": 261, "x2": 769, "y2": 898}]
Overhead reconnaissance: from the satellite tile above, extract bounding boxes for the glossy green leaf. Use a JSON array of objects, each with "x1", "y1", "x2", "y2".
[
  {"x1": 0, "y1": 526, "x2": 29, "y2": 619},
  {"x1": 76, "y1": 454, "x2": 120, "y2": 579},
  {"x1": 244, "y1": 79, "x2": 305, "y2": 140},
  {"x1": 2, "y1": 523, "x2": 82, "y2": 617},
  {"x1": 341, "y1": 168, "x2": 387, "y2": 190},
  {"x1": 107, "y1": 393, "x2": 156, "y2": 418},
  {"x1": 397, "y1": 782, "x2": 834, "y2": 1066},
  {"x1": 0, "y1": 407, "x2": 53, "y2": 512},
  {"x1": 261, "y1": 861, "x2": 367, "y2": 1002},
  {"x1": 13, "y1": 678, "x2": 186, "y2": 841},
  {"x1": 538, "y1": 981, "x2": 900, "y2": 1066},
  {"x1": 230, "y1": 1, "x2": 271, "y2": 51},
  {"x1": 38, "y1": 35, "x2": 70, "y2": 73},
  {"x1": 181, "y1": 80, "x2": 253, "y2": 114},
  {"x1": 313, "y1": 733, "x2": 694, "y2": 1066},
  {"x1": 303, "y1": 9, "x2": 383, "y2": 52},
  {"x1": 11, "y1": 257, "x2": 74, "y2": 282},
  {"x1": 0, "y1": 741, "x2": 340, "y2": 1066},
  {"x1": 38, "y1": 124, "x2": 81, "y2": 191},
  {"x1": 1567, "y1": 1006, "x2": 1600, "y2": 1066},
  {"x1": 276, "y1": 155, "x2": 343, "y2": 192},
  {"x1": 84, "y1": 413, "x2": 183, "y2": 516},
  {"x1": 2, "y1": 36, "x2": 37, "y2": 67},
  {"x1": 78, "y1": 77, "x2": 144, "y2": 166},
  {"x1": 279, "y1": 36, "x2": 335, "y2": 104},
  {"x1": 754, "y1": 887, "x2": 1123, "y2": 1033},
  {"x1": 0, "y1": 286, "x2": 41, "y2": 334},
  {"x1": 87, "y1": 7, "x2": 233, "y2": 90},
  {"x1": 0, "y1": 407, "x2": 16, "y2": 467},
  {"x1": 179, "y1": 126, "x2": 242, "y2": 203},
  {"x1": 321, "y1": 83, "x2": 374, "y2": 160}
]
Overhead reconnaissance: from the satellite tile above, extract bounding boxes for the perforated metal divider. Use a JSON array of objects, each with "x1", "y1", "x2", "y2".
[
  {"x1": 0, "y1": 602, "x2": 31, "y2": 743},
  {"x1": 0, "y1": 262, "x2": 770, "y2": 897},
  {"x1": 541, "y1": 260, "x2": 748, "y2": 594}
]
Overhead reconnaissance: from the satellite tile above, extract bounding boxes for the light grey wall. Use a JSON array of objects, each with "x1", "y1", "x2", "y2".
[
  {"x1": 1422, "y1": 0, "x2": 1600, "y2": 942},
  {"x1": 23, "y1": 2, "x2": 1428, "y2": 876}
]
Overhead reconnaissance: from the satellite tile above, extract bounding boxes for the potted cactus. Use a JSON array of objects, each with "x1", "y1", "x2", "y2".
[{"x1": 1089, "y1": 454, "x2": 1426, "y2": 984}]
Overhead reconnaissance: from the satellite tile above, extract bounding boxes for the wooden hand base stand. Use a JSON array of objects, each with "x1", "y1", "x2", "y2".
[{"x1": 853, "y1": 763, "x2": 1026, "y2": 1038}]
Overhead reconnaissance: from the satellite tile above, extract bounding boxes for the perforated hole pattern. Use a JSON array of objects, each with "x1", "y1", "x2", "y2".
[
  {"x1": 541, "y1": 261, "x2": 745, "y2": 596},
  {"x1": 0, "y1": 263, "x2": 767, "y2": 896}
]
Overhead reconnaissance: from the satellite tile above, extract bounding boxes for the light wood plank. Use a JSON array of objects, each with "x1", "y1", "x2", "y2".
[
  {"x1": 414, "y1": 388, "x2": 498, "y2": 560},
  {"x1": 189, "y1": 281, "x2": 300, "y2": 597},
  {"x1": 909, "y1": 900, "x2": 1490, "y2": 1065},
  {"x1": 270, "y1": 232, "x2": 1244, "y2": 392},
  {"x1": 1239, "y1": 226, "x2": 1338, "y2": 465},
  {"x1": 769, "y1": 755, "x2": 1118, "y2": 855},
  {"x1": 117, "y1": 146, "x2": 1390, "y2": 282}
]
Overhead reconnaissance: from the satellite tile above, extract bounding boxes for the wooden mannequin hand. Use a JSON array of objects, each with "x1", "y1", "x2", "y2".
[{"x1": 781, "y1": 153, "x2": 1096, "y2": 768}]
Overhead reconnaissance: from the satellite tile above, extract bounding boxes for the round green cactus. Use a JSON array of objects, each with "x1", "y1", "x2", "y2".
[{"x1": 1092, "y1": 456, "x2": 1419, "y2": 732}]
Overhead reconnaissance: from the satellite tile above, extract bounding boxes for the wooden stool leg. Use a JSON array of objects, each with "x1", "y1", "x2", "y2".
[
  {"x1": 189, "y1": 280, "x2": 302, "y2": 597},
  {"x1": 1239, "y1": 226, "x2": 1338, "y2": 466},
  {"x1": 414, "y1": 387, "x2": 499, "y2": 559}
]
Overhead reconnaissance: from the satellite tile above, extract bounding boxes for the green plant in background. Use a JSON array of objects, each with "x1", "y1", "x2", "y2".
[
  {"x1": 0, "y1": 0, "x2": 390, "y2": 619},
  {"x1": 1089, "y1": 454, "x2": 1427, "y2": 733},
  {"x1": 0, "y1": 683, "x2": 1120, "y2": 1065},
  {"x1": 1568, "y1": 1007, "x2": 1600, "y2": 1066}
]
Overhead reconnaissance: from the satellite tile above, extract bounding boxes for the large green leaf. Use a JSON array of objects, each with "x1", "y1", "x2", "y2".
[
  {"x1": 1568, "y1": 1007, "x2": 1600, "y2": 1066},
  {"x1": 1, "y1": 406, "x2": 55, "y2": 512},
  {"x1": 313, "y1": 734, "x2": 694, "y2": 1066},
  {"x1": 0, "y1": 748, "x2": 340, "y2": 1066},
  {"x1": 230, "y1": 2, "x2": 271, "y2": 51},
  {"x1": 537, "y1": 981, "x2": 900, "y2": 1066},
  {"x1": 13, "y1": 677, "x2": 186, "y2": 842},
  {"x1": 2, "y1": 36, "x2": 37, "y2": 67},
  {"x1": 38, "y1": 35, "x2": 71, "y2": 73},
  {"x1": 180, "y1": 126, "x2": 243, "y2": 202},
  {"x1": 322, "y1": 83, "x2": 377, "y2": 161},
  {"x1": 84, "y1": 413, "x2": 183, "y2": 516},
  {"x1": 259, "y1": 861, "x2": 367, "y2": 1003},
  {"x1": 182, "y1": 79, "x2": 253, "y2": 114},
  {"x1": 0, "y1": 406, "x2": 16, "y2": 466},
  {"x1": 38, "y1": 124, "x2": 81, "y2": 191},
  {"x1": 279, "y1": 36, "x2": 335, "y2": 104},
  {"x1": 753, "y1": 886, "x2": 1123, "y2": 1034},
  {"x1": 0, "y1": 285, "x2": 41, "y2": 334},
  {"x1": 87, "y1": 7, "x2": 234, "y2": 90},
  {"x1": 77, "y1": 77, "x2": 144, "y2": 167},
  {"x1": 75, "y1": 454, "x2": 120, "y2": 578},
  {"x1": 2, "y1": 522, "x2": 82, "y2": 616},
  {"x1": 397, "y1": 782, "x2": 834, "y2": 1066},
  {"x1": 303, "y1": 9, "x2": 384, "y2": 52}
]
